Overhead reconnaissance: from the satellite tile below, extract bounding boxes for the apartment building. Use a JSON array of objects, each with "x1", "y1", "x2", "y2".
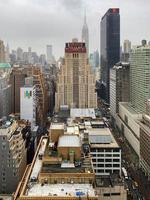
[{"x1": 0, "y1": 120, "x2": 27, "y2": 193}]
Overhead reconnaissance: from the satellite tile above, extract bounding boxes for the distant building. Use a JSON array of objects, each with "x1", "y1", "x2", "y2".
[
  {"x1": 31, "y1": 52, "x2": 39, "y2": 64},
  {"x1": 55, "y1": 39, "x2": 97, "y2": 111},
  {"x1": 28, "y1": 47, "x2": 32, "y2": 64},
  {"x1": 100, "y1": 8, "x2": 120, "y2": 103},
  {"x1": 46, "y1": 44, "x2": 55, "y2": 64},
  {"x1": 5, "y1": 44, "x2": 10, "y2": 63},
  {"x1": 110, "y1": 62, "x2": 130, "y2": 120},
  {"x1": 39, "y1": 54, "x2": 46, "y2": 66},
  {"x1": 121, "y1": 40, "x2": 131, "y2": 62},
  {"x1": 0, "y1": 40, "x2": 5, "y2": 62},
  {"x1": 82, "y1": 11, "x2": 89, "y2": 55},
  {"x1": 141, "y1": 39, "x2": 147, "y2": 46},
  {"x1": 123, "y1": 40, "x2": 131, "y2": 53},
  {"x1": 0, "y1": 120, "x2": 27, "y2": 194},
  {"x1": 89, "y1": 50, "x2": 99, "y2": 72},
  {"x1": 17, "y1": 47, "x2": 23, "y2": 62}
]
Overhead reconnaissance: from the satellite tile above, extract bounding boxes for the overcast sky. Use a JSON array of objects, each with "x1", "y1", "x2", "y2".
[{"x1": 0, "y1": 0, "x2": 150, "y2": 58}]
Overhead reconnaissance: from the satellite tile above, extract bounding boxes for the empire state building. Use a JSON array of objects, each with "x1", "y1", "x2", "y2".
[{"x1": 82, "y1": 12, "x2": 89, "y2": 56}]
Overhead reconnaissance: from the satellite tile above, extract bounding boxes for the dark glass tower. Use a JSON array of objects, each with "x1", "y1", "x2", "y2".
[{"x1": 100, "y1": 8, "x2": 120, "y2": 103}]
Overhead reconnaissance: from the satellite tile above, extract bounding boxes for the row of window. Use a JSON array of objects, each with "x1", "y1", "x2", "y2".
[
  {"x1": 92, "y1": 159, "x2": 120, "y2": 162},
  {"x1": 91, "y1": 153, "x2": 120, "y2": 157},
  {"x1": 92, "y1": 148, "x2": 120, "y2": 152},
  {"x1": 95, "y1": 169, "x2": 120, "y2": 173},
  {"x1": 93, "y1": 164, "x2": 120, "y2": 167}
]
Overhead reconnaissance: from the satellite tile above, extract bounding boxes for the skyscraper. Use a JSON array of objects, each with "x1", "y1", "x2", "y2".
[
  {"x1": 100, "y1": 8, "x2": 120, "y2": 103},
  {"x1": 121, "y1": 40, "x2": 131, "y2": 62},
  {"x1": 5, "y1": 43, "x2": 10, "y2": 63},
  {"x1": 130, "y1": 45, "x2": 150, "y2": 112},
  {"x1": 123, "y1": 40, "x2": 131, "y2": 53},
  {"x1": 110, "y1": 62, "x2": 130, "y2": 119},
  {"x1": 46, "y1": 44, "x2": 53, "y2": 64},
  {"x1": 28, "y1": 47, "x2": 32, "y2": 64},
  {"x1": 82, "y1": 11, "x2": 89, "y2": 56},
  {"x1": 55, "y1": 38, "x2": 97, "y2": 111}
]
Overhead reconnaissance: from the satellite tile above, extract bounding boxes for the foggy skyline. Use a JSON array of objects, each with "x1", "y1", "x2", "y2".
[{"x1": 0, "y1": 0, "x2": 150, "y2": 58}]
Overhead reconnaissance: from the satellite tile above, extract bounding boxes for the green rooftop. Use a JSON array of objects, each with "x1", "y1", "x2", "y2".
[{"x1": 0, "y1": 63, "x2": 11, "y2": 68}]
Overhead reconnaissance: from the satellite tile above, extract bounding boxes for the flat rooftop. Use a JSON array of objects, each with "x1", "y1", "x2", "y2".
[
  {"x1": 66, "y1": 125, "x2": 79, "y2": 135},
  {"x1": 30, "y1": 138, "x2": 47, "y2": 180},
  {"x1": 70, "y1": 108, "x2": 96, "y2": 119},
  {"x1": 50, "y1": 123, "x2": 65, "y2": 130},
  {"x1": 88, "y1": 128, "x2": 119, "y2": 148},
  {"x1": 58, "y1": 135, "x2": 81, "y2": 147},
  {"x1": 26, "y1": 183, "x2": 96, "y2": 197}
]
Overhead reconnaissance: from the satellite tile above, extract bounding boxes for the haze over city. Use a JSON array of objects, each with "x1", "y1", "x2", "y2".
[
  {"x1": 0, "y1": 0, "x2": 150, "y2": 58},
  {"x1": 0, "y1": 0, "x2": 150, "y2": 199}
]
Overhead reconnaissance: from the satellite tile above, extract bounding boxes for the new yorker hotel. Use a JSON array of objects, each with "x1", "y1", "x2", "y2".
[{"x1": 55, "y1": 39, "x2": 97, "y2": 111}]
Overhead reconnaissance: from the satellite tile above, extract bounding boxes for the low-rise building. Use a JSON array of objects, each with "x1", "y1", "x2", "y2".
[
  {"x1": 96, "y1": 176, "x2": 127, "y2": 200},
  {"x1": 88, "y1": 128, "x2": 121, "y2": 176},
  {"x1": 14, "y1": 124, "x2": 98, "y2": 200}
]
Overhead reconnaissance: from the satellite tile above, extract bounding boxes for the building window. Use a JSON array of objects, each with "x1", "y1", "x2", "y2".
[
  {"x1": 105, "y1": 149, "x2": 112, "y2": 152},
  {"x1": 113, "y1": 159, "x2": 119, "y2": 162},
  {"x1": 2, "y1": 145, "x2": 6, "y2": 150},
  {"x1": 113, "y1": 164, "x2": 120, "y2": 167},
  {"x1": 105, "y1": 170, "x2": 112, "y2": 174},
  {"x1": 98, "y1": 159, "x2": 104, "y2": 162},
  {"x1": 98, "y1": 154, "x2": 104, "y2": 157},
  {"x1": 113, "y1": 149, "x2": 119, "y2": 152},
  {"x1": 106, "y1": 154, "x2": 112, "y2": 157},
  {"x1": 113, "y1": 154, "x2": 120, "y2": 157},
  {"x1": 98, "y1": 170, "x2": 104, "y2": 173},
  {"x1": 105, "y1": 159, "x2": 112, "y2": 162},
  {"x1": 105, "y1": 164, "x2": 112, "y2": 167},
  {"x1": 2, "y1": 177, "x2": 6, "y2": 181},
  {"x1": 98, "y1": 164, "x2": 104, "y2": 167}
]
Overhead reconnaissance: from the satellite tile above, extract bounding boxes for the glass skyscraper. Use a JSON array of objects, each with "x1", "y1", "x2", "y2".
[{"x1": 100, "y1": 8, "x2": 120, "y2": 103}]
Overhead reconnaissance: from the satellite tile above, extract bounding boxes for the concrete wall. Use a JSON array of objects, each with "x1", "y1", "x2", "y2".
[{"x1": 116, "y1": 103, "x2": 142, "y2": 157}]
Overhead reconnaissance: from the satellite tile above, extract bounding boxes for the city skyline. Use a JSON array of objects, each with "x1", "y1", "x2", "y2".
[{"x1": 0, "y1": 0, "x2": 150, "y2": 58}]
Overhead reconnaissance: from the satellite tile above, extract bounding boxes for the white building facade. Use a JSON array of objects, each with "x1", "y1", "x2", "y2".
[
  {"x1": 20, "y1": 86, "x2": 36, "y2": 126},
  {"x1": 89, "y1": 128, "x2": 121, "y2": 176}
]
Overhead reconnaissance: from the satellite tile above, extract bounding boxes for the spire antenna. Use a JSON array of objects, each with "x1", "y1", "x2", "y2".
[{"x1": 84, "y1": 7, "x2": 86, "y2": 24}]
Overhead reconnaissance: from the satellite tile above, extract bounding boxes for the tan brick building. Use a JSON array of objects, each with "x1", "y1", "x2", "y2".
[{"x1": 55, "y1": 39, "x2": 97, "y2": 111}]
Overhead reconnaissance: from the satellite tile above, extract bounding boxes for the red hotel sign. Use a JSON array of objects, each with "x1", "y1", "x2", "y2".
[{"x1": 65, "y1": 42, "x2": 86, "y2": 53}]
